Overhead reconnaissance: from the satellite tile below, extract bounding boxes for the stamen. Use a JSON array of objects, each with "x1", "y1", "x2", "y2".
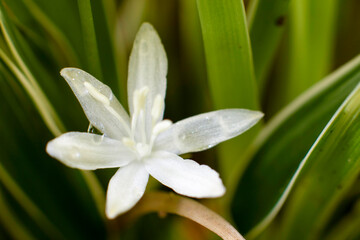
[
  {"x1": 105, "y1": 105, "x2": 131, "y2": 132},
  {"x1": 138, "y1": 110, "x2": 147, "y2": 144},
  {"x1": 84, "y1": 82, "x2": 132, "y2": 136},
  {"x1": 122, "y1": 137, "x2": 136, "y2": 151},
  {"x1": 131, "y1": 87, "x2": 150, "y2": 142},
  {"x1": 84, "y1": 82, "x2": 110, "y2": 105},
  {"x1": 151, "y1": 94, "x2": 164, "y2": 125},
  {"x1": 149, "y1": 119, "x2": 172, "y2": 149},
  {"x1": 136, "y1": 143, "x2": 150, "y2": 158},
  {"x1": 133, "y1": 87, "x2": 149, "y2": 114},
  {"x1": 152, "y1": 119, "x2": 172, "y2": 137}
]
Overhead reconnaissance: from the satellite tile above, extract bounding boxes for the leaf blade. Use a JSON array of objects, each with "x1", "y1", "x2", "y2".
[
  {"x1": 248, "y1": 0, "x2": 291, "y2": 92},
  {"x1": 196, "y1": 0, "x2": 261, "y2": 183},
  {"x1": 275, "y1": 82, "x2": 360, "y2": 239},
  {"x1": 231, "y1": 54, "x2": 360, "y2": 234}
]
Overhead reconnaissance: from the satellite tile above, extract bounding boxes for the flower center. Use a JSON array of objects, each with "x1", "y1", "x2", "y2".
[
  {"x1": 82, "y1": 81, "x2": 171, "y2": 160},
  {"x1": 122, "y1": 86, "x2": 172, "y2": 160}
]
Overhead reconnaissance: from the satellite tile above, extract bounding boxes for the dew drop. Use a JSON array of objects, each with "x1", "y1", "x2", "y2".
[
  {"x1": 71, "y1": 151, "x2": 80, "y2": 159},
  {"x1": 179, "y1": 133, "x2": 186, "y2": 141},
  {"x1": 87, "y1": 124, "x2": 95, "y2": 133}
]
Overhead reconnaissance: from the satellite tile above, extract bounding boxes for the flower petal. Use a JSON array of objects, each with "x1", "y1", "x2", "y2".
[
  {"x1": 61, "y1": 68, "x2": 131, "y2": 140},
  {"x1": 106, "y1": 163, "x2": 149, "y2": 219},
  {"x1": 46, "y1": 132, "x2": 135, "y2": 170},
  {"x1": 154, "y1": 109, "x2": 263, "y2": 155},
  {"x1": 127, "y1": 23, "x2": 167, "y2": 131},
  {"x1": 145, "y1": 151, "x2": 225, "y2": 198}
]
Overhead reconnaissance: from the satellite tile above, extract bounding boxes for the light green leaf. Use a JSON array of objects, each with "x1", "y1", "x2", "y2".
[
  {"x1": 196, "y1": 0, "x2": 258, "y2": 110},
  {"x1": 196, "y1": 0, "x2": 261, "y2": 184},
  {"x1": 284, "y1": 0, "x2": 340, "y2": 102},
  {"x1": 269, "y1": 82, "x2": 360, "y2": 240},
  {"x1": 231, "y1": 54, "x2": 360, "y2": 235}
]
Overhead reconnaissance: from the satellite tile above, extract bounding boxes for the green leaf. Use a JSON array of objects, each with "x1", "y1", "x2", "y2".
[
  {"x1": 268, "y1": 82, "x2": 360, "y2": 240},
  {"x1": 284, "y1": 0, "x2": 340, "y2": 102},
  {"x1": 231, "y1": 54, "x2": 360, "y2": 236},
  {"x1": 325, "y1": 198, "x2": 360, "y2": 240},
  {"x1": 77, "y1": 0, "x2": 103, "y2": 80},
  {"x1": 247, "y1": 0, "x2": 291, "y2": 92},
  {"x1": 76, "y1": 0, "x2": 123, "y2": 97},
  {"x1": 196, "y1": 0, "x2": 258, "y2": 110},
  {"x1": 0, "y1": 70, "x2": 106, "y2": 239},
  {"x1": 179, "y1": 0, "x2": 209, "y2": 113},
  {"x1": 20, "y1": 0, "x2": 80, "y2": 65},
  {"x1": 196, "y1": 0, "x2": 261, "y2": 184},
  {"x1": 0, "y1": 2, "x2": 65, "y2": 135},
  {"x1": 0, "y1": 163, "x2": 64, "y2": 239},
  {"x1": 0, "y1": 185, "x2": 35, "y2": 240},
  {"x1": 90, "y1": 0, "x2": 123, "y2": 94}
]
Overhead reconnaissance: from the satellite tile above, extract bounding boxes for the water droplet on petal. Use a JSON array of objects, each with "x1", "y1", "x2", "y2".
[
  {"x1": 71, "y1": 151, "x2": 80, "y2": 159},
  {"x1": 179, "y1": 133, "x2": 186, "y2": 141}
]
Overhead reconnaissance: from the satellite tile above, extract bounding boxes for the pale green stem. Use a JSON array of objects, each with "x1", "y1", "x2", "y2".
[{"x1": 118, "y1": 192, "x2": 245, "y2": 240}]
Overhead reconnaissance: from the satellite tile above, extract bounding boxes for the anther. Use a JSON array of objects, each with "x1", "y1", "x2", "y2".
[
  {"x1": 84, "y1": 82, "x2": 110, "y2": 105},
  {"x1": 136, "y1": 143, "x2": 150, "y2": 158},
  {"x1": 133, "y1": 87, "x2": 149, "y2": 114},
  {"x1": 122, "y1": 137, "x2": 136, "y2": 149},
  {"x1": 151, "y1": 94, "x2": 164, "y2": 125},
  {"x1": 152, "y1": 120, "x2": 172, "y2": 137}
]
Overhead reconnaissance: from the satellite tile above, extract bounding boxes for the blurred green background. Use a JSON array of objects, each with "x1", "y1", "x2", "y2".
[{"x1": 1, "y1": 0, "x2": 360, "y2": 239}]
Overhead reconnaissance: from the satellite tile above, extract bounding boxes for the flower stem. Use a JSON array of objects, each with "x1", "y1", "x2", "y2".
[{"x1": 117, "y1": 192, "x2": 245, "y2": 240}]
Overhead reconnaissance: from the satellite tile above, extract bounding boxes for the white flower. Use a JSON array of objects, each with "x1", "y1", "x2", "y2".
[{"x1": 46, "y1": 23, "x2": 263, "y2": 219}]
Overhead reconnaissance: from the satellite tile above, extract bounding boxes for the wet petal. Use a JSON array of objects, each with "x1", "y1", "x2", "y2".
[
  {"x1": 46, "y1": 132, "x2": 135, "y2": 170},
  {"x1": 127, "y1": 23, "x2": 167, "y2": 135},
  {"x1": 154, "y1": 109, "x2": 263, "y2": 154},
  {"x1": 61, "y1": 68, "x2": 130, "y2": 140},
  {"x1": 106, "y1": 163, "x2": 149, "y2": 219},
  {"x1": 145, "y1": 151, "x2": 225, "y2": 198}
]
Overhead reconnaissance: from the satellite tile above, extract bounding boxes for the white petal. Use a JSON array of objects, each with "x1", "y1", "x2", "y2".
[
  {"x1": 145, "y1": 151, "x2": 225, "y2": 198},
  {"x1": 46, "y1": 132, "x2": 135, "y2": 170},
  {"x1": 61, "y1": 68, "x2": 131, "y2": 140},
  {"x1": 154, "y1": 109, "x2": 263, "y2": 154},
  {"x1": 127, "y1": 23, "x2": 167, "y2": 131},
  {"x1": 106, "y1": 163, "x2": 149, "y2": 219}
]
